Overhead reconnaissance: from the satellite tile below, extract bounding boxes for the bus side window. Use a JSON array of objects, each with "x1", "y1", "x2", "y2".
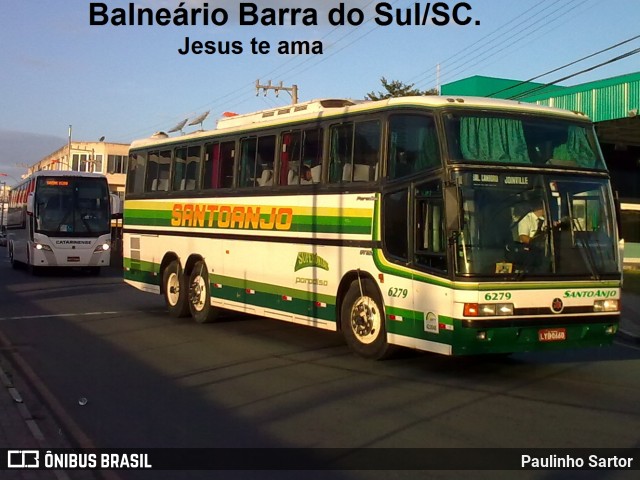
[
  {"x1": 219, "y1": 141, "x2": 235, "y2": 188},
  {"x1": 126, "y1": 152, "x2": 146, "y2": 195},
  {"x1": 239, "y1": 138, "x2": 256, "y2": 187},
  {"x1": 184, "y1": 145, "x2": 201, "y2": 191},
  {"x1": 280, "y1": 131, "x2": 301, "y2": 185},
  {"x1": 383, "y1": 188, "x2": 409, "y2": 261},
  {"x1": 256, "y1": 135, "x2": 276, "y2": 187},
  {"x1": 239, "y1": 136, "x2": 275, "y2": 188},
  {"x1": 145, "y1": 150, "x2": 171, "y2": 192},
  {"x1": 329, "y1": 123, "x2": 353, "y2": 184},
  {"x1": 156, "y1": 150, "x2": 171, "y2": 191},
  {"x1": 351, "y1": 121, "x2": 380, "y2": 182},
  {"x1": 203, "y1": 143, "x2": 217, "y2": 189},
  {"x1": 144, "y1": 151, "x2": 160, "y2": 192},
  {"x1": 302, "y1": 128, "x2": 323, "y2": 184},
  {"x1": 388, "y1": 114, "x2": 440, "y2": 180},
  {"x1": 173, "y1": 146, "x2": 187, "y2": 191}
]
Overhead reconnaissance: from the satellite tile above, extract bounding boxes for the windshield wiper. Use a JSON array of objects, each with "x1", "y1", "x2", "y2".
[{"x1": 572, "y1": 218, "x2": 600, "y2": 281}]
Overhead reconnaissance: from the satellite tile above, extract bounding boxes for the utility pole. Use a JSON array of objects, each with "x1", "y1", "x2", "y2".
[
  {"x1": 0, "y1": 181, "x2": 5, "y2": 229},
  {"x1": 256, "y1": 80, "x2": 299, "y2": 105},
  {"x1": 68, "y1": 124, "x2": 73, "y2": 171}
]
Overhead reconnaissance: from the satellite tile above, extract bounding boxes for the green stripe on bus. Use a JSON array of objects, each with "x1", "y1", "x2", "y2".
[
  {"x1": 372, "y1": 248, "x2": 620, "y2": 292},
  {"x1": 123, "y1": 258, "x2": 337, "y2": 321}
]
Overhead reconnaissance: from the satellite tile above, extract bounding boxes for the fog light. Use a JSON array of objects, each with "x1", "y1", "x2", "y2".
[
  {"x1": 477, "y1": 331, "x2": 488, "y2": 341},
  {"x1": 605, "y1": 325, "x2": 617, "y2": 335}
]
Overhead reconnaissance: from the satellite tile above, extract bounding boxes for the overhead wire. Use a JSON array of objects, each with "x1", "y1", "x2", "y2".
[
  {"x1": 414, "y1": 0, "x2": 590, "y2": 90},
  {"x1": 408, "y1": 0, "x2": 561, "y2": 87},
  {"x1": 114, "y1": 0, "x2": 398, "y2": 141},
  {"x1": 507, "y1": 46, "x2": 640, "y2": 100},
  {"x1": 486, "y1": 33, "x2": 640, "y2": 98}
]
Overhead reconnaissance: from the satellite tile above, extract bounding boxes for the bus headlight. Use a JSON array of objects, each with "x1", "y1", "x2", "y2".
[
  {"x1": 594, "y1": 299, "x2": 619, "y2": 312},
  {"x1": 94, "y1": 242, "x2": 110, "y2": 253},
  {"x1": 464, "y1": 303, "x2": 514, "y2": 317},
  {"x1": 34, "y1": 243, "x2": 53, "y2": 252}
]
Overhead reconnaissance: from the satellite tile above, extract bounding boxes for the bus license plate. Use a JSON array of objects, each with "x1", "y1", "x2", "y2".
[
  {"x1": 67, "y1": 256, "x2": 80, "y2": 262},
  {"x1": 538, "y1": 328, "x2": 566, "y2": 342}
]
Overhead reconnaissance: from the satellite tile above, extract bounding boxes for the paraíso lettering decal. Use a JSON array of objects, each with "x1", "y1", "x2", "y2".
[{"x1": 171, "y1": 203, "x2": 293, "y2": 230}]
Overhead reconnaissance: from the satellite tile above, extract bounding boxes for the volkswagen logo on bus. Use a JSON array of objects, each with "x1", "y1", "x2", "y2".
[{"x1": 551, "y1": 298, "x2": 564, "y2": 314}]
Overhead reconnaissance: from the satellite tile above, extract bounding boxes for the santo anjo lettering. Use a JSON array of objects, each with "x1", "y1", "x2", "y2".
[
  {"x1": 171, "y1": 203, "x2": 293, "y2": 230},
  {"x1": 563, "y1": 289, "x2": 617, "y2": 299}
]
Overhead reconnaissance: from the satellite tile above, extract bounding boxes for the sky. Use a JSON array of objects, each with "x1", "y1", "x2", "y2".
[{"x1": 1, "y1": 0, "x2": 639, "y2": 183}]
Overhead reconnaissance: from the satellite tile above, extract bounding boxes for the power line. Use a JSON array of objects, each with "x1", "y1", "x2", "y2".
[
  {"x1": 410, "y1": 0, "x2": 569, "y2": 88},
  {"x1": 508, "y1": 46, "x2": 640, "y2": 100},
  {"x1": 415, "y1": 0, "x2": 589, "y2": 90},
  {"x1": 487, "y1": 33, "x2": 640, "y2": 98}
]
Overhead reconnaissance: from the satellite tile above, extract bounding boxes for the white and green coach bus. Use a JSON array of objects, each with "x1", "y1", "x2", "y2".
[{"x1": 123, "y1": 96, "x2": 621, "y2": 358}]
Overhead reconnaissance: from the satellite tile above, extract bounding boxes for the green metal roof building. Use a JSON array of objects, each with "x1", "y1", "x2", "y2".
[{"x1": 442, "y1": 72, "x2": 640, "y2": 265}]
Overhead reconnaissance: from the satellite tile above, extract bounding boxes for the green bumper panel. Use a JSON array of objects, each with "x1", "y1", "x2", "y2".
[{"x1": 450, "y1": 318, "x2": 619, "y2": 356}]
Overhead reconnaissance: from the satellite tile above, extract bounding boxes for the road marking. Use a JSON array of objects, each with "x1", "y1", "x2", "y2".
[{"x1": 0, "y1": 311, "x2": 122, "y2": 321}]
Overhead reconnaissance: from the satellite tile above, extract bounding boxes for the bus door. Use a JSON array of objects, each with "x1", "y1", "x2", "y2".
[{"x1": 413, "y1": 180, "x2": 449, "y2": 336}]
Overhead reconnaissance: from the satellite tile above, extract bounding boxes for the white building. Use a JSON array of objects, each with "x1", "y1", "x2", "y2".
[{"x1": 28, "y1": 141, "x2": 129, "y2": 199}]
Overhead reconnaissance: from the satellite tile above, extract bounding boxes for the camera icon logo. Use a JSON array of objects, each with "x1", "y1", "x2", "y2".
[{"x1": 7, "y1": 450, "x2": 40, "y2": 468}]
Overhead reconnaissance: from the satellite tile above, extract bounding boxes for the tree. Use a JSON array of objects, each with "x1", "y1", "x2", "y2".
[{"x1": 366, "y1": 77, "x2": 438, "y2": 100}]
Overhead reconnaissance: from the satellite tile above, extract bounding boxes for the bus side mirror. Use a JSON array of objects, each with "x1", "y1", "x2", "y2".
[
  {"x1": 110, "y1": 194, "x2": 122, "y2": 217},
  {"x1": 26, "y1": 192, "x2": 35, "y2": 215},
  {"x1": 444, "y1": 185, "x2": 462, "y2": 231}
]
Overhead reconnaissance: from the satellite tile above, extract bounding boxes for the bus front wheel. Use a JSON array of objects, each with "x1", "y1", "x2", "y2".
[
  {"x1": 9, "y1": 246, "x2": 18, "y2": 269},
  {"x1": 341, "y1": 277, "x2": 394, "y2": 360},
  {"x1": 188, "y1": 261, "x2": 220, "y2": 323},
  {"x1": 163, "y1": 260, "x2": 190, "y2": 318}
]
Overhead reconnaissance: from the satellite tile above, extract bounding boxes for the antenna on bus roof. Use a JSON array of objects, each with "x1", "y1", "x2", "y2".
[
  {"x1": 188, "y1": 111, "x2": 210, "y2": 130},
  {"x1": 168, "y1": 118, "x2": 188, "y2": 134}
]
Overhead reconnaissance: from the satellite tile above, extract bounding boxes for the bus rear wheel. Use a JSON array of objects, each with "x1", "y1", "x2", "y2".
[
  {"x1": 163, "y1": 260, "x2": 190, "y2": 318},
  {"x1": 341, "y1": 277, "x2": 394, "y2": 360},
  {"x1": 188, "y1": 261, "x2": 220, "y2": 323}
]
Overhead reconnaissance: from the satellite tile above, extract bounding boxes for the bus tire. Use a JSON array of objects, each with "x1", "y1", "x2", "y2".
[
  {"x1": 9, "y1": 246, "x2": 18, "y2": 269},
  {"x1": 163, "y1": 260, "x2": 190, "y2": 318},
  {"x1": 188, "y1": 260, "x2": 220, "y2": 323},
  {"x1": 341, "y1": 277, "x2": 394, "y2": 360}
]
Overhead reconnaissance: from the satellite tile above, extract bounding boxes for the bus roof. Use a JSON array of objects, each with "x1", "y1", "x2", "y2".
[{"x1": 130, "y1": 95, "x2": 591, "y2": 150}]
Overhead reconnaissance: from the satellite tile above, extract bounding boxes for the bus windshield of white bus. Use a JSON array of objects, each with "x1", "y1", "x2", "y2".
[
  {"x1": 444, "y1": 112, "x2": 606, "y2": 170},
  {"x1": 34, "y1": 177, "x2": 110, "y2": 236},
  {"x1": 453, "y1": 172, "x2": 619, "y2": 278}
]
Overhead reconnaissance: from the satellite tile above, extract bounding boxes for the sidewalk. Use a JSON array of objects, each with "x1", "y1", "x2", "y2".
[{"x1": 0, "y1": 354, "x2": 63, "y2": 480}]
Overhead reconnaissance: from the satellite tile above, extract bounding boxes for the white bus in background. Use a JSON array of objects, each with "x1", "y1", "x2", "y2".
[{"x1": 6, "y1": 170, "x2": 119, "y2": 274}]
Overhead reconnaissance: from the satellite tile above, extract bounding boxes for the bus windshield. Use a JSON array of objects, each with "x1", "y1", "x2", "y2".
[
  {"x1": 444, "y1": 112, "x2": 606, "y2": 170},
  {"x1": 34, "y1": 177, "x2": 110, "y2": 236},
  {"x1": 453, "y1": 172, "x2": 618, "y2": 278}
]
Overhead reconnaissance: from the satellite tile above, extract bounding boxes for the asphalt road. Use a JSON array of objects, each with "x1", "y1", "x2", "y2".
[{"x1": 1, "y1": 257, "x2": 639, "y2": 480}]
